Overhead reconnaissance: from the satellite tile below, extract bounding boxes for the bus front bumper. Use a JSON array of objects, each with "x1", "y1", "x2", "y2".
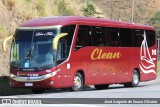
[{"x1": 9, "y1": 72, "x2": 57, "y2": 88}]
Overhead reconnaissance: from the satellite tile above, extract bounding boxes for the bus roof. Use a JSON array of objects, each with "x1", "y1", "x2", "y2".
[{"x1": 20, "y1": 16, "x2": 155, "y2": 30}]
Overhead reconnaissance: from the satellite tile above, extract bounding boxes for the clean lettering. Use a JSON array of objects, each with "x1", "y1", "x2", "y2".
[{"x1": 91, "y1": 48, "x2": 121, "y2": 60}]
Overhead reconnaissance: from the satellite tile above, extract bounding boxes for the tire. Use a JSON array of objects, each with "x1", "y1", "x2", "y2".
[
  {"x1": 124, "y1": 70, "x2": 140, "y2": 87},
  {"x1": 69, "y1": 72, "x2": 83, "y2": 91},
  {"x1": 31, "y1": 89, "x2": 45, "y2": 94},
  {"x1": 94, "y1": 84, "x2": 109, "y2": 90}
]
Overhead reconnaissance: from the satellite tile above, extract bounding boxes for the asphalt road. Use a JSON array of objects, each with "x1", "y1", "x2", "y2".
[{"x1": 1, "y1": 77, "x2": 160, "y2": 107}]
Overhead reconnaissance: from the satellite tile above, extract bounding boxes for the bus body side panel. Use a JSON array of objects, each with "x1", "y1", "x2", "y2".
[
  {"x1": 68, "y1": 44, "x2": 157, "y2": 86},
  {"x1": 55, "y1": 61, "x2": 71, "y2": 88},
  {"x1": 138, "y1": 45, "x2": 157, "y2": 82},
  {"x1": 134, "y1": 48, "x2": 149, "y2": 81},
  {"x1": 127, "y1": 48, "x2": 140, "y2": 82},
  {"x1": 70, "y1": 47, "x2": 101, "y2": 85},
  {"x1": 71, "y1": 47, "x2": 118, "y2": 85},
  {"x1": 116, "y1": 48, "x2": 131, "y2": 83},
  {"x1": 69, "y1": 50, "x2": 89, "y2": 85},
  {"x1": 102, "y1": 47, "x2": 117, "y2": 84},
  {"x1": 147, "y1": 45, "x2": 157, "y2": 80}
]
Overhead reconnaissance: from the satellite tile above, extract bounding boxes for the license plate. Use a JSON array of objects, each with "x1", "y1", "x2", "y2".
[{"x1": 25, "y1": 83, "x2": 33, "y2": 86}]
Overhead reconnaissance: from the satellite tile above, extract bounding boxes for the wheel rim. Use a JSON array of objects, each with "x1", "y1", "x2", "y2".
[
  {"x1": 74, "y1": 76, "x2": 82, "y2": 90},
  {"x1": 133, "y1": 72, "x2": 139, "y2": 84}
]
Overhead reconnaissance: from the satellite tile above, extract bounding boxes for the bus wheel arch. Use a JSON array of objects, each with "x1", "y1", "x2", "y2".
[
  {"x1": 124, "y1": 68, "x2": 140, "y2": 87},
  {"x1": 77, "y1": 70, "x2": 85, "y2": 85},
  {"x1": 134, "y1": 68, "x2": 140, "y2": 81},
  {"x1": 69, "y1": 70, "x2": 85, "y2": 91}
]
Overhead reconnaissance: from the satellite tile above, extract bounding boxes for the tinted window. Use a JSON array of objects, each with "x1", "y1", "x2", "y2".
[
  {"x1": 61, "y1": 25, "x2": 75, "y2": 52},
  {"x1": 92, "y1": 26, "x2": 106, "y2": 46},
  {"x1": 106, "y1": 28, "x2": 120, "y2": 46},
  {"x1": 146, "y1": 30, "x2": 155, "y2": 47},
  {"x1": 132, "y1": 29, "x2": 144, "y2": 47},
  {"x1": 119, "y1": 28, "x2": 132, "y2": 47},
  {"x1": 61, "y1": 25, "x2": 76, "y2": 47},
  {"x1": 57, "y1": 25, "x2": 75, "y2": 64},
  {"x1": 75, "y1": 25, "x2": 92, "y2": 50}
]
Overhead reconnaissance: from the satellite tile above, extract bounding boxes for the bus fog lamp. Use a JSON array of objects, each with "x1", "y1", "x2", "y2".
[
  {"x1": 10, "y1": 74, "x2": 16, "y2": 78},
  {"x1": 50, "y1": 81, "x2": 54, "y2": 85}
]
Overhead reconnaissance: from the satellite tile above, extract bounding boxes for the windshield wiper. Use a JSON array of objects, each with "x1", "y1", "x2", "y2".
[
  {"x1": 16, "y1": 31, "x2": 42, "y2": 71},
  {"x1": 16, "y1": 45, "x2": 35, "y2": 70}
]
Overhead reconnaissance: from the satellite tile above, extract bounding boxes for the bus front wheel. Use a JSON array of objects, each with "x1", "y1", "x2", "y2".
[
  {"x1": 69, "y1": 72, "x2": 83, "y2": 91},
  {"x1": 124, "y1": 70, "x2": 140, "y2": 87}
]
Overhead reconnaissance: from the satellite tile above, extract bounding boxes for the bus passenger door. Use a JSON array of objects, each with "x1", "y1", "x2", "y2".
[
  {"x1": 55, "y1": 39, "x2": 70, "y2": 88},
  {"x1": 55, "y1": 25, "x2": 76, "y2": 88}
]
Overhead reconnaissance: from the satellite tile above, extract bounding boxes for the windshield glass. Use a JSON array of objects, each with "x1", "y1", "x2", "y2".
[{"x1": 10, "y1": 28, "x2": 59, "y2": 71}]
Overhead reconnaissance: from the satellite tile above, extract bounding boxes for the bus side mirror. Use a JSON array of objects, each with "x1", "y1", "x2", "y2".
[
  {"x1": 2, "y1": 36, "x2": 13, "y2": 52},
  {"x1": 52, "y1": 33, "x2": 68, "y2": 50}
]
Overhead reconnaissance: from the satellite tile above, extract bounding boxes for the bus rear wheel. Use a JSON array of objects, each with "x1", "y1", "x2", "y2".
[
  {"x1": 124, "y1": 70, "x2": 139, "y2": 87},
  {"x1": 94, "y1": 84, "x2": 109, "y2": 90},
  {"x1": 69, "y1": 72, "x2": 83, "y2": 91},
  {"x1": 31, "y1": 89, "x2": 45, "y2": 94}
]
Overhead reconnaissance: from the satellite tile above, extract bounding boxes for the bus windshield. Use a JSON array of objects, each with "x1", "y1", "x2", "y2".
[{"x1": 10, "y1": 28, "x2": 59, "y2": 71}]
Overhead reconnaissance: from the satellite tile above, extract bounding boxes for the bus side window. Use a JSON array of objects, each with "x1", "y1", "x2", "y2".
[
  {"x1": 146, "y1": 30, "x2": 155, "y2": 47},
  {"x1": 75, "y1": 26, "x2": 92, "y2": 51},
  {"x1": 119, "y1": 28, "x2": 132, "y2": 47},
  {"x1": 57, "y1": 39, "x2": 67, "y2": 64},
  {"x1": 106, "y1": 28, "x2": 120, "y2": 47},
  {"x1": 92, "y1": 26, "x2": 106, "y2": 46},
  {"x1": 60, "y1": 25, "x2": 76, "y2": 57},
  {"x1": 132, "y1": 29, "x2": 144, "y2": 47}
]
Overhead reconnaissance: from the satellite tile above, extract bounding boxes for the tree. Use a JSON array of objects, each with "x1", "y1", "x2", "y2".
[
  {"x1": 149, "y1": 11, "x2": 160, "y2": 37},
  {"x1": 82, "y1": 2, "x2": 100, "y2": 17}
]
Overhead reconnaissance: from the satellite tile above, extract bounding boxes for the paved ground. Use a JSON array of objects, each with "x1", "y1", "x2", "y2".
[{"x1": 1, "y1": 77, "x2": 160, "y2": 107}]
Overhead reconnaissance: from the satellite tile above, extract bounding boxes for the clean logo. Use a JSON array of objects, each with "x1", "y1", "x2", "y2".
[
  {"x1": 139, "y1": 31, "x2": 156, "y2": 74},
  {"x1": 91, "y1": 48, "x2": 121, "y2": 60}
]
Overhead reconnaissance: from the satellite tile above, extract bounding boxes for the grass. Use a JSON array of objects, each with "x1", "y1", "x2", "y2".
[
  {"x1": 35, "y1": 0, "x2": 45, "y2": 16},
  {"x1": 0, "y1": 76, "x2": 32, "y2": 96},
  {"x1": 0, "y1": 26, "x2": 4, "y2": 33},
  {"x1": 57, "y1": 0, "x2": 74, "y2": 16}
]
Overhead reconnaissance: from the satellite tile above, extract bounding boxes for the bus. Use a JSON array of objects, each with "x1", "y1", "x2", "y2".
[{"x1": 3, "y1": 16, "x2": 157, "y2": 94}]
